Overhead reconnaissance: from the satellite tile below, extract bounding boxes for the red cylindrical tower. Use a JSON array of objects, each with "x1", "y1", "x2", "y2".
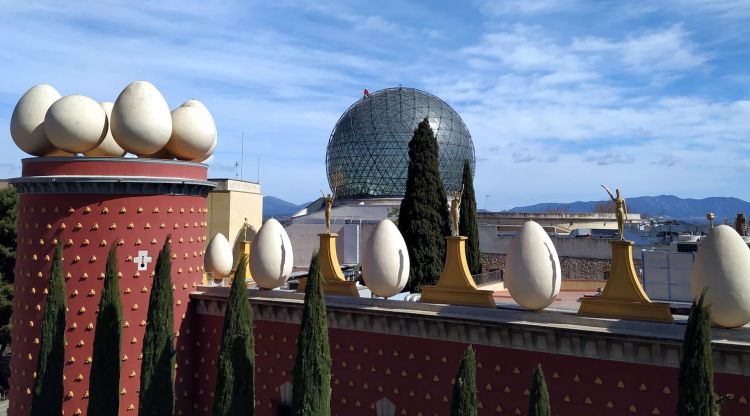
[{"x1": 8, "y1": 157, "x2": 214, "y2": 415}]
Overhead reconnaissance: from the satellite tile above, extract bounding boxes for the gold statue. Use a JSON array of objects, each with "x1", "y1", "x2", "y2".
[
  {"x1": 601, "y1": 185, "x2": 627, "y2": 240},
  {"x1": 450, "y1": 185, "x2": 464, "y2": 237},
  {"x1": 241, "y1": 217, "x2": 250, "y2": 241},
  {"x1": 321, "y1": 188, "x2": 336, "y2": 233},
  {"x1": 706, "y1": 212, "x2": 715, "y2": 229}
]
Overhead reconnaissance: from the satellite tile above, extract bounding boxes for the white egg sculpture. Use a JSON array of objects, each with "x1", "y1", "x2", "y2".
[
  {"x1": 182, "y1": 99, "x2": 210, "y2": 113},
  {"x1": 691, "y1": 225, "x2": 750, "y2": 328},
  {"x1": 250, "y1": 218, "x2": 293, "y2": 289},
  {"x1": 141, "y1": 147, "x2": 175, "y2": 159},
  {"x1": 84, "y1": 102, "x2": 126, "y2": 157},
  {"x1": 45, "y1": 95, "x2": 107, "y2": 153},
  {"x1": 181, "y1": 100, "x2": 217, "y2": 162},
  {"x1": 165, "y1": 102, "x2": 216, "y2": 161},
  {"x1": 205, "y1": 233, "x2": 233, "y2": 277},
  {"x1": 110, "y1": 81, "x2": 172, "y2": 156},
  {"x1": 193, "y1": 135, "x2": 217, "y2": 163},
  {"x1": 10, "y1": 84, "x2": 62, "y2": 156},
  {"x1": 505, "y1": 221, "x2": 561, "y2": 310},
  {"x1": 361, "y1": 220, "x2": 409, "y2": 297}
]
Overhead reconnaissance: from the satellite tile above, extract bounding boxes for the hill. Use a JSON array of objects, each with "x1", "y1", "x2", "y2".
[
  {"x1": 509, "y1": 195, "x2": 750, "y2": 221},
  {"x1": 263, "y1": 196, "x2": 307, "y2": 219}
]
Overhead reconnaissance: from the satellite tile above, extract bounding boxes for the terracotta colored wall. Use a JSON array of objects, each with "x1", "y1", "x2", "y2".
[
  {"x1": 10, "y1": 192, "x2": 207, "y2": 415},
  {"x1": 180, "y1": 315, "x2": 750, "y2": 416}
]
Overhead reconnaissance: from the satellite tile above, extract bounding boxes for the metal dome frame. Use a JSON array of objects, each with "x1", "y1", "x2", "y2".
[{"x1": 325, "y1": 87, "x2": 475, "y2": 199}]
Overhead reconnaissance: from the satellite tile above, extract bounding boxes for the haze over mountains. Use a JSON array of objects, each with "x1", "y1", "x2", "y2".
[
  {"x1": 264, "y1": 195, "x2": 750, "y2": 222},
  {"x1": 263, "y1": 196, "x2": 308, "y2": 219},
  {"x1": 509, "y1": 195, "x2": 750, "y2": 221}
]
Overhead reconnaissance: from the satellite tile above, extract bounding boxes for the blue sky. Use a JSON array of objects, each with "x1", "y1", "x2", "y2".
[{"x1": 1, "y1": 1, "x2": 750, "y2": 210}]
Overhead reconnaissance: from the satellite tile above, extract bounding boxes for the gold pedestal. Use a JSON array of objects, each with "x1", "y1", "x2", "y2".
[
  {"x1": 578, "y1": 240, "x2": 673, "y2": 323},
  {"x1": 231, "y1": 241, "x2": 254, "y2": 285},
  {"x1": 297, "y1": 233, "x2": 359, "y2": 296},
  {"x1": 420, "y1": 236, "x2": 496, "y2": 308}
]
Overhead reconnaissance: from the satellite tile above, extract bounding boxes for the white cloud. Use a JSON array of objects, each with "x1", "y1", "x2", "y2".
[{"x1": 571, "y1": 25, "x2": 707, "y2": 74}]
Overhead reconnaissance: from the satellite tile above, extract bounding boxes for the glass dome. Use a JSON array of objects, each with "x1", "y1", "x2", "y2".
[{"x1": 326, "y1": 87, "x2": 475, "y2": 199}]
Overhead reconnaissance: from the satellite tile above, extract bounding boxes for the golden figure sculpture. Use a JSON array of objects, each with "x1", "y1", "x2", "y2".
[
  {"x1": 450, "y1": 185, "x2": 464, "y2": 237},
  {"x1": 321, "y1": 188, "x2": 335, "y2": 233},
  {"x1": 241, "y1": 217, "x2": 250, "y2": 241},
  {"x1": 602, "y1": 185, "x2": 627, "y2": 240}
]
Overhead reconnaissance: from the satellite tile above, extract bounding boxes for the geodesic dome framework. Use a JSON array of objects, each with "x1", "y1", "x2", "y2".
[{"x1": 326, "y1": 87, "x2": 475, "y2": 199}]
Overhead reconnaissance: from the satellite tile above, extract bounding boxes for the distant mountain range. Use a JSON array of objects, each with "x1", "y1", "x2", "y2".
[
  {"x1": 264, "y1": 194, "x2": 750, "y2": 222},
  {"x1": 509, "y1": 195, "x2": 750, "y2": 221},
  {"x1": 263, "y1": 196, "x2": 308, "y2": 219}
]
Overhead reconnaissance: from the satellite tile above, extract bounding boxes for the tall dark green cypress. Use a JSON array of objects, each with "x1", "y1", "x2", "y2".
[
  {"x1": 31, "y1": 242, "x2": 66, "y2": 416},
  {"x1": 291, "y1": 252, "x2": 331, "y2": 415},
  {"x1": 139, "y1": 238, "x2": 175, "y2": 416},
  {"x1": 451, "y1": 345, "x2": 477, "y2": 416},
  {"x1": 677, "y1": 291, "x2": 719, "y2": 416},
  {"x1": 212, "y1": 255, "x2": 255, "y2": 416},
  {"x1": 458, "y1": 160, "x2": 482, "y2": 275},
  {"x1": 398, "y1": 118, "x2": 451, "y2": 292},
  {"x1": 88, "y1": 245, "x2": 123, "y2": 415},
  {"x1": 528, "y1": 365, "x2": 550, "y2": 416}
]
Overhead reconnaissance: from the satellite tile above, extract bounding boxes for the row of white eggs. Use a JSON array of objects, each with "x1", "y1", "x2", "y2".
[
  {"x1": 205, "y1": 219, "x2": 296, "y2": 290},
  {"x1": 204, "y1": 218, "x2": 411, "y2": 297},
  {"x1": 505, "y1": 221, "x2": 750, "y2": 328},
  {"x1": 10, "y1": 81, "x2": 217, "y2": 162}
]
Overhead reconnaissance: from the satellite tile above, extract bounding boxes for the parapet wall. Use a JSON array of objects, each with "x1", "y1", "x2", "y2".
[{"x1": 181, "y1": 288, "x2": 750, "y2": 416}]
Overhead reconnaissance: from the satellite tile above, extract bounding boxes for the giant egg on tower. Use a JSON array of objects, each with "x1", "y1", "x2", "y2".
[
  {"x1": 110, "y1": 80, "x2": 173, "y2": 156},
  {"x1": 10, "y1": 84, "x2": 63, "y2": 156}
]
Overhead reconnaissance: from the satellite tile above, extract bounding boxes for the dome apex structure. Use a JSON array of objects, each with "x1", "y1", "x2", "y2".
[{"x1": 326, "y1": 87, "x2": 475, "y2": 199}]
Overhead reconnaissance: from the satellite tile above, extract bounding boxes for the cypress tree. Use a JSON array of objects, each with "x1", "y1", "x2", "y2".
[
  {"x1": 677, "y1": 291, "x2": 720, "y2": 416},
  {"x1": 528, "y1": 365, "x2": 551, "y2": 416},
  {"x1": 212, "y1": 255, "x2": 255, "y2": 416},
  {"x1": 139, "y1": 238, "x2": 175, "y2": 416},
  {"x1": 291, "y1": 252, "x2": 331, "y2": 415},
  {"x1": 88, "y1": 245, "x2": 123, "y2": 415},
  {"x1": 31, "y1": 242, "x2": 66, "y2": 416},
  {"x1": 451, "y1": 345, "x2": 477, "y2": 416},
  {"x1": 458, "y1": 160, "x2": 482, "y2": 275},
  {"x1": 398, "y1": 118, "x2": 451, "y2": 292}
]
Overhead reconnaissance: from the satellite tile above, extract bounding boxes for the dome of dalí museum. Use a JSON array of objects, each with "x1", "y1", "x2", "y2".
[{"x1": 326, "y1": 87, "x2": 475, "y2": 199}]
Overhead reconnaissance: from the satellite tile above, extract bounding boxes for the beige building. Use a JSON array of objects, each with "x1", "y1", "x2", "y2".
[{"x1": 206, "y1": 178, "x2": 263, "y2": 269}]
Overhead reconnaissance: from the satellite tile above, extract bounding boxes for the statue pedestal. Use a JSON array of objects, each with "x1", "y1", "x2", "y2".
[
  {"x1": 420, "y1": 236, "x2": 496, "y2": 308},
  {"x1": 578, "y1": 240, "x2": 673, "y2": 323},
  {"x1": 231, "y1": 241, "x2": 254, "y2": 285},
  {"x1": 298, "y1": 233, "x2": 359, "y2": 296}
]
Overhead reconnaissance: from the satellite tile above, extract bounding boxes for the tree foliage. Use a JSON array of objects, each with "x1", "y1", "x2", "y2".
[
  {"x1": 451, "y1": 345, "x2": 477, "y2": 416},
  {"x1": 291, "y1": 252, "x2": 331, "y2": 415},
  {"x1": 88, "y1": 245, "x2": 123, "y2": 415},
  {"x1": 458, "y1": 160, "x2": 482, "y2": 275},
  {"x1": 31, "y1": 242, "x2": 66, "y2": 416},
  {"x1": 398, "y1": 118, "x2": 451, "y2": 292},
  {"x1": 213, "y1": 255, "x2": 255, "y2": 416},
  {"x1": 0, "y1": 186, "x2": 18, "y2": 355},
  {"x1": 139, "y1": 238, "x2": 175, "y2": 416},
  {"x1": 528, "y1": 365, "x2": 550, "y2": 416},
  {"x1": 677, "y1": 291, "x2": 721, "y2": 416}
]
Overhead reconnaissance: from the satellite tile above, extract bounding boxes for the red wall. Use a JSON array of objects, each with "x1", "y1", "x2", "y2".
[
  {"x1": 10, "y1": 192, "x2": 207, "y2": 415},
  {"x1": 181, "y1": 313, "x2": 750, "y2": 416}
]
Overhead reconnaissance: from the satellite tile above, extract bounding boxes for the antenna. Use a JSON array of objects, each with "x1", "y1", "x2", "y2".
[
  {"x1": 240, "y1": 132, "x2": 245, "y2": 180},
  {"x1": 234, "y1": 161, "x2": 239, "y2": 179}
]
